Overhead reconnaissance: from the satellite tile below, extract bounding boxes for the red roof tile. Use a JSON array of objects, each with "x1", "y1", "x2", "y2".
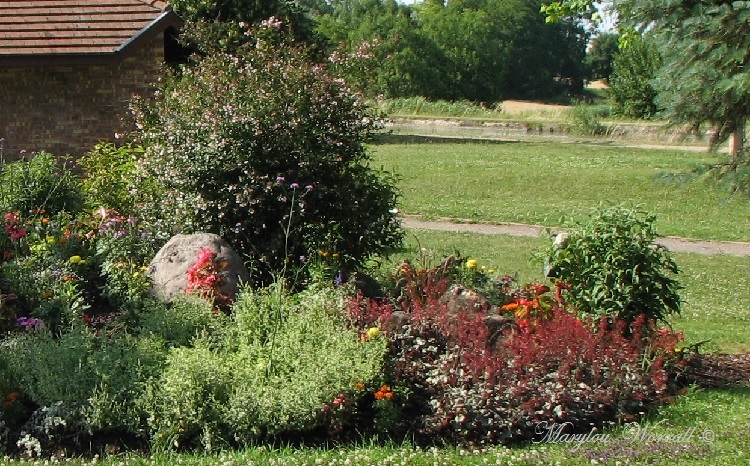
[{"x1": 0, "y1": 0, "x2": 181, "y2": 58}]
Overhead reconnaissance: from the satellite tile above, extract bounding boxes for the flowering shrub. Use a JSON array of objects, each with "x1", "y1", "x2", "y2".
[
  {"x1": 131, "y1": 21, "x2": 402, "y2": 283},
  {"x1": 0, "y1": 205, "x2": 156, "y2": 332}
]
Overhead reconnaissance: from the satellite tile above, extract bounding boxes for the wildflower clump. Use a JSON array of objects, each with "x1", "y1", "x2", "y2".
[{"x1": 185, "y1": 247, "x2": 231, "y2": 312}]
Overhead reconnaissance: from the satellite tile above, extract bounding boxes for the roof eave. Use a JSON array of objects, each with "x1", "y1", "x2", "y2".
[{"x1": 0, "y1": 9, "x2": 184, "y2": 67}]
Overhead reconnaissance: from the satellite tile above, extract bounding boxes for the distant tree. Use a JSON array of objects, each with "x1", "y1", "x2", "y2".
[
  {"x1": 170, "y1": 0, "x2": 319, "y2": 52},
  {"x1": 317, "y1": 0, "x2": 451, "y2": 99},
  {"x1": 608, "y1": 34, "x2": 661, "y2": 119},
  {"x1": 544, "y1": 0, "x2": 750, "y2": 163},
  {"x1": 418, "y1": 0, "x2": 509, "y2": 102},
  {"x1": 586, "y1": 32, "x2": 619, "y2": 81}
]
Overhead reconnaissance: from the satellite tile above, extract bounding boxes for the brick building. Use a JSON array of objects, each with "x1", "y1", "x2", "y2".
[{"x1": 0, "y1": 0, "x2": 183, "y2": 159}]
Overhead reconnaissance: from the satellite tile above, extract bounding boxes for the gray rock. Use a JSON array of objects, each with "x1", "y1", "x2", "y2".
[{"x1": 149, "y1": 233, "x2": 249, "y2": 303}]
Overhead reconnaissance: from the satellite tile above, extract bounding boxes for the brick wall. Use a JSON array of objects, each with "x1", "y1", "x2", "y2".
[{"x1": 0, "y1": 34, "x2": 164, "y2": 160}]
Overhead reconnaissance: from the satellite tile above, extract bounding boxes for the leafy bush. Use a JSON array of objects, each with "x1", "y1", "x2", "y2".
[
  {"x1": 609, "y1": 36, "x2": 662, "y2": 120},
  {"x1": 0, "y1": 328, "x2": 166, "y2": 443},
  {"x1": 148, "y1": 284, "x2": 387, "y2": 450},
  {"x1": 78, "y1": 143, "x2": 144, "y2": 215},
  {"x1": 569, "y1": 102, "x2": 609, "y2": 136},
  {"x1": 0, "y1": 152, "x2": 85, "y2": 217},
  {"x1": 131, "y1": 22, "x2": 402, "y2": 283},
  {"x1": 544, "y1": 207, "x2": 681, "y2": 325}
]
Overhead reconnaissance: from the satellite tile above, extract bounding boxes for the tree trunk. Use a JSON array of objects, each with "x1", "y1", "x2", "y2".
[{"x1": 729, "y1": 119, "x2": 745, "y2": 167}]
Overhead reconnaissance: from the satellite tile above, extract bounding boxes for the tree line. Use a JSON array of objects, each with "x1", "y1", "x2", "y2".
[{"x1": 170, "y1": 0, "x2": 592, "y2": 103}]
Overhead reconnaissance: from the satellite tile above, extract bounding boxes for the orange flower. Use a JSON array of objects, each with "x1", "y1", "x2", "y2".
[
  {"x1": 374, "y1": 385, "x2": 393, "y2": 400},
  {"x1": 501, "y1": 302, "x2": 519, "y2": 311},
  {"x1": 355, "y1": 382, "x2": 366, "y2": 390}
]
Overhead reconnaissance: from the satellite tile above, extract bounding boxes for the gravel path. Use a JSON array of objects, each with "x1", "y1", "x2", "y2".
[{"x1": 403, "y1": 217, "x2": 750, "y2": 257}]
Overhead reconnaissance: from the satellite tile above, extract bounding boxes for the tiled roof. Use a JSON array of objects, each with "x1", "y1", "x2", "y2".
[{"x1": 0, "y1": 0, "x2": 181, "y2": 58}]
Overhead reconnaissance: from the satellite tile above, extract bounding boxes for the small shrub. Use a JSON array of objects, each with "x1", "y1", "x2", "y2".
[
  {"x1": 569, "y1": 102, "x2": 609, "y2": 136},
  {"x1": 346, "y1": 260, "x2": 685, "y2": 446},
  {"x1": 132, "y1": 295, "x2": 226, "y2": 348},
  {"x1": 78, "y1": 143, "x2": 144, "y2": 215},
  {"x1": 148, "y1": 284, "x2": 387, "y2": 450},
  {"x1": 0, "y1": 328, "x2": 167, "y2": 454},
  {"x1": 544, "y1": 206, "x2": 681, "y2": 325},
  {"x1": 0, "y1": 152, "x2": 85, "y2": 217}
]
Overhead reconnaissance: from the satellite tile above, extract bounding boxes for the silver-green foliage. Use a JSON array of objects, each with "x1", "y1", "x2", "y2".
[
  {"x1": 1, "y1": 327, "x2": 166, "y2": 434},
  {"x1": 149, "y1": 284, "x2": 386, "y2": 450},
  {"x1": 545, "y1": 206, "x2": 681, "y2": 324}
]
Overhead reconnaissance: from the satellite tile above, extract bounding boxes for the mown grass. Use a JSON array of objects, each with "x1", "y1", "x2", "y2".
[{"x1": 371, "y1": 138, "x2": 750, "y2": 241}]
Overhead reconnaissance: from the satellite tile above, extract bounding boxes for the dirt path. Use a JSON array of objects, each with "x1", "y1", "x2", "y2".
[{"x1": 403, "y1": 216, "x2": 750, "y2": 257}]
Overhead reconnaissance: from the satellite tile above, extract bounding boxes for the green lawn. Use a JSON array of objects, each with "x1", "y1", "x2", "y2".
[{"x1": 371, "y1": 139, "x2": 750, "y2": 242}]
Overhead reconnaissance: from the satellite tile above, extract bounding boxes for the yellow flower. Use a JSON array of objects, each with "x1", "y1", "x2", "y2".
[
  {"x1": 46, "y1": 236, "x2": 55, "y2": 244},
  {"x1": 69, "y1": 255, "x2": 82, "y2": 264},
  {"x1": 465, "y1": 259, "x2": 478, "y2": 269},
  {"x1": 366, "y1": 327, "x2": 380, "y2": 340}
]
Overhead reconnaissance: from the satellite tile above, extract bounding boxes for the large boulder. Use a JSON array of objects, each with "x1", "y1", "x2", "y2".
[{"x1": 149, "y1": 233, "x2": 249, "y2": 303}]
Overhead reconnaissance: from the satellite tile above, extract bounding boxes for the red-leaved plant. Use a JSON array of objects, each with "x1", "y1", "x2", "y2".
[{"x1": 345, "y1": 262, "x2": 687, "y2": 446}]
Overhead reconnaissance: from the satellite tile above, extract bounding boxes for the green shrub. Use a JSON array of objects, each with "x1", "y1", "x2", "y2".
[
  {"x1": 148, "y1": 284, "x2": 387, "y2": 450},
  {"x1": 130, "y1": 22, "x2": 402, "y2": 282},
  {"x1": 544, "y1": 206, "x2": 681, "y2": 325},
  {"x1": 568, "y1": 102, "x2": 609, "y2": 136},
  {"x1": 132, "y1": 295, "x2": 227, "y2": 348},
  {"x1": 2, "y1": 328, "x2": 165, "y2": 432},
  {"x1": 78, "y1": 143, "x2": 144, "y2": 215},
  {"x1": 0, "y1": 152, "x2": 85, "y2": 216}
]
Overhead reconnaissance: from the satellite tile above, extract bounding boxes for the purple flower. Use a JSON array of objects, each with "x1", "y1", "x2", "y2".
[
  {"x1": 276, "y1": 176, "x2": 285, "y2": 182},
  {"x1": 305, "y1": 185, "x2": 314, "y2": 191},
  {"x1": 290, "y1": 183, "x2": 300, "y2": 189},
  {"x1": 334, "y1": 270, "x2": 345, "y2": 286},
  {"x1": 299, "y1": 255, "x2": 307, "y2": 262},
  {"x1": 17, "y1": 317, "x2": 45, "y2": 330}
]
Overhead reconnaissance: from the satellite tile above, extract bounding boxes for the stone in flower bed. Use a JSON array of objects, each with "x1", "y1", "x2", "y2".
[{"x1": 149, "y1": 233, "x2": 249, "y2": 304}]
